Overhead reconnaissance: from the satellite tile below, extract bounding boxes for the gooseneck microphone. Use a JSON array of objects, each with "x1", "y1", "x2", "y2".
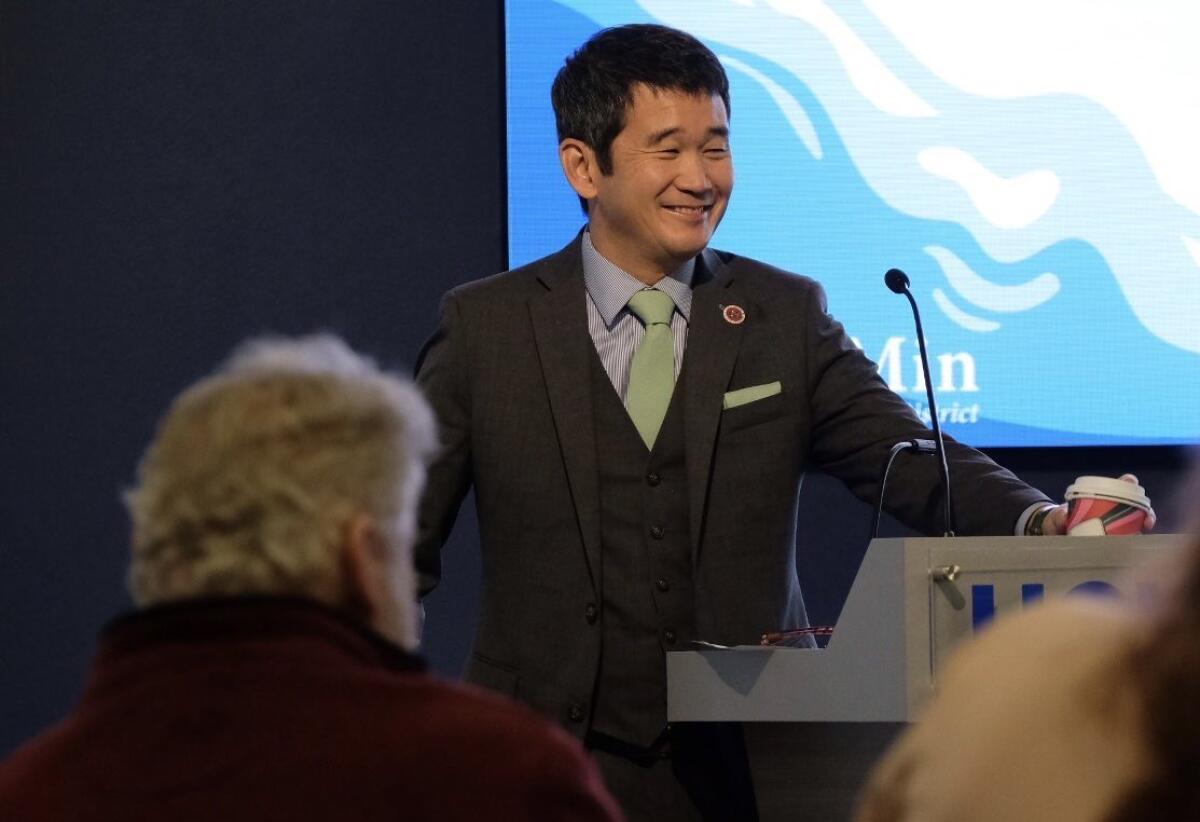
[
  {"x1": 883, "y1": 267, "x2": 909, "y2": 296},
  {"x1": 884, "y1": 269, "x2": 955, "y2": 536}
]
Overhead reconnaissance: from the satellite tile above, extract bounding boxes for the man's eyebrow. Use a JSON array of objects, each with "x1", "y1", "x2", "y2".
[
  {"x1": 646, "y1": 126, "x2": 681, "y2": 145},
  {"x1": 645, "y1": 125, "x2": 730, "y2": 145}
]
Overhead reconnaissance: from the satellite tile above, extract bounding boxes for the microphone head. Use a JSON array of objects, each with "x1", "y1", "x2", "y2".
[{"x1": 884, "y1": 268, "x2": 911, "y2": 294}]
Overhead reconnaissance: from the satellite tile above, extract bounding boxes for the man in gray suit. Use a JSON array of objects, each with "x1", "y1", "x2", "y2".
[{"x1": 414, "y1": 23, "x2": 1098, "y2": 821}]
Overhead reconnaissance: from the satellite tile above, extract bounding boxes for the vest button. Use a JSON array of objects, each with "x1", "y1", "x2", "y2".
[
  {"x1": 663, "y1": 630, "x2": 677, "y2": 645},
  {"x1": 568, "y1": 704, "x2": 585, "y2": 723},
  {"x1": 646, "y1": 472, "x2": 661, "y2": 486},
  {"x1": 584, "y1": 603, "x2": 597, "y2": 624},
  {"x1": 656, "y1": 578, "x2": 670, "y2": 592},
  {"x1": 649, "y1": 525, "x2": 665, "y2": 540}
]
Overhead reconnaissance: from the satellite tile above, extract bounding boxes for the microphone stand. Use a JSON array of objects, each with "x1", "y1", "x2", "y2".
[{"x1": 885, "y1": 269, "x2": 956, "y2": 537}]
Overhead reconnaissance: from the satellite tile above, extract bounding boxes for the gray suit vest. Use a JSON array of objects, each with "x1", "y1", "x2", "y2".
[{"x1": 589, "y1": 348, "x2": 697, "y2": 748}]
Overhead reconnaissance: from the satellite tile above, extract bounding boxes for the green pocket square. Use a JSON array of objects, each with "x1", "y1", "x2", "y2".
[{"x1": 722, "y1": 381, "x2": 782, "y2": 410}]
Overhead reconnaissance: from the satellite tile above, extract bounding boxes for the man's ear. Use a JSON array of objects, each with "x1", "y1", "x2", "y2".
[
  {"x1": 341, "y1": 513, "x2": 385, "y2": 620},
  {"x1": 559, "y1": 138, "x2": 600, "y2": 203}
]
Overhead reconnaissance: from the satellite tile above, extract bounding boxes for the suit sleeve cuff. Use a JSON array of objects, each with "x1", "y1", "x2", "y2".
[{"x1": 1015, "y1": 502, "x2": 1057, "y2": 536}]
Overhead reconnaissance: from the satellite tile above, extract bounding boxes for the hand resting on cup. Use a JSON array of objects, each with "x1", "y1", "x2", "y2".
[{"x1": 1038, "y1": 474, "x2": 1157, "y2": 536}]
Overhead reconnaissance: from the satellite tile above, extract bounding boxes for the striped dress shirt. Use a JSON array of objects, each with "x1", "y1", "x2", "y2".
[{"x1": 581, "y1": 232, "x2": 694, "y2": 404}]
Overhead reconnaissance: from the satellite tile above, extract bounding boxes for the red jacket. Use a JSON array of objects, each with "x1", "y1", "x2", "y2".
[{"x1": 0, "y1": 597, "x2": 622, "y2": 821}]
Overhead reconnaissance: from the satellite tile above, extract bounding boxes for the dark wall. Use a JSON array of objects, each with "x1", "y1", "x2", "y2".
[
  {"x1": 0, "y1": 1, "x2": 500, "y2": 754},
  {"x1": 0, "y1": 2, "x2": 1189, "y2": 757}
]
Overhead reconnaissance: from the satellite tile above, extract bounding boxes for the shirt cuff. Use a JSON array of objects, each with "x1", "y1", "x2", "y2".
[{"x1": 1015, "y1": 501, "x2": 1057, "y2": 536}]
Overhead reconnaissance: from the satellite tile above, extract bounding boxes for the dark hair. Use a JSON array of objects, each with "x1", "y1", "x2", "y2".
[
  {"x1": 1106, "y1": 473, "x2": 1200, "y2": 821},
  {"x1": 551, "y1": 24, "x2": 730, "y2": 213}
]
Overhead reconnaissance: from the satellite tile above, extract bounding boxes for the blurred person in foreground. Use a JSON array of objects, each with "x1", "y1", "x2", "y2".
[
  {"x1": 856, "y1": 472, "x2": 1196, "y2": 822},
  {"x1": 0, "y1": 334, "x2": 622, "y2": 822}
]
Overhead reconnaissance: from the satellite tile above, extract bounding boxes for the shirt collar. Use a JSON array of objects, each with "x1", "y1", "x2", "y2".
[{"x1": 581, "y1": 231, "x2": 694, "y2": 328}]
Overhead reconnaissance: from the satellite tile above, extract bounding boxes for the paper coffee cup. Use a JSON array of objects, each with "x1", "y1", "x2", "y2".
[{"x1": 1064, "y1": 476, "x2": 1151, "y2": 536}]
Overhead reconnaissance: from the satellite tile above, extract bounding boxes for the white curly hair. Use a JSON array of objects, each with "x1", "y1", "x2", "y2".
[{"x1": 124, "y1": 334, "x2": 436, "y2": 624}]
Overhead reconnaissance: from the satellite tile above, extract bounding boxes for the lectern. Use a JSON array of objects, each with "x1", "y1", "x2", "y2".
[{"x1": 667, "y1": 534, "x2": 1179, "y2": 820}]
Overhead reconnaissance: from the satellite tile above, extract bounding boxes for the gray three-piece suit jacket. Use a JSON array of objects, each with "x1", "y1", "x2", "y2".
[{"x1": 413, "y1": 233, "x2": 1048, "y2": 738}]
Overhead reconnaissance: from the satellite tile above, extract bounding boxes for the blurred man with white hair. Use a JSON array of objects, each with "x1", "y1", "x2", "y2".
[{"x1": 0, "y1": 334, "x2": 622, "y2": 822}]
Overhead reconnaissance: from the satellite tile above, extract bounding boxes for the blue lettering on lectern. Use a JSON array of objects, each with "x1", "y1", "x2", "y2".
[
  {"x1": 1021, "y1": 583, "x2": 1045, "y2": 604},
  {"x1": 971, "y1": 585, "x2": 995, "y2": 632},
  {"x1": 970, "y1": 580, "x2": 1117, "y2": 632}
]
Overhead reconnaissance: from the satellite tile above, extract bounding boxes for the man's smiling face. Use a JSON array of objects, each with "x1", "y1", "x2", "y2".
[{"x1": 584, "y1": 84, "x2": 732, "y2": 282}]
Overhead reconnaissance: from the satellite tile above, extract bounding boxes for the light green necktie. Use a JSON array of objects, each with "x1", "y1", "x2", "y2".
[{"x1": 626, "y1": 288, "x2": 677, "y2": 448}]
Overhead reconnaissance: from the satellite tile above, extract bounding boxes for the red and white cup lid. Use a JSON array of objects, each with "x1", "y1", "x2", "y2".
[{"x1": 1064, "y1": 475, "x2": 1150, "y2": 508}]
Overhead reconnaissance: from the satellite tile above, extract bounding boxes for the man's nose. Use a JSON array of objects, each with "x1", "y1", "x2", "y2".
[{"x1": 673, "y1": 152, "x2": 712, "y2": 194}]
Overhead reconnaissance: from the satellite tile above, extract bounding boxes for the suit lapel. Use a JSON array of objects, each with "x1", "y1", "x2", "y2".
[
  {"x1": 528, "y1": 239, "x2": 602, "y2": 596},
  {"x1": 684, "y1": 249, "x2": 746, "y2": 563}
]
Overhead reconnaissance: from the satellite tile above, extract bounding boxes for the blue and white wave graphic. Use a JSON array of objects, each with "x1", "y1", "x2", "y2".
[{"x1": 505, "y1": 0, "x2": 1200, "y2": 446}]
